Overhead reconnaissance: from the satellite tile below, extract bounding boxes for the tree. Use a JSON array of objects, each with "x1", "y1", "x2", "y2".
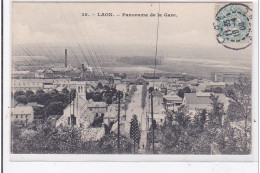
[
  {"x1": 96, "y1": 133, "x2": 132, "y2": 154},
  {"x1": 45, "y1": 101, "x2": 64, "y2": 115},
  {"x1": 148, "y1": 87, "x2": 154, "y2": 94},
  {"x1": 52, "y1": 93, "x2": 67, "y2": 104},
  {"x1": 49, "y1": 89, "x2": 59, "y2": 97},
  {"x1": 193, "y1": 109, "x2": 207, "y2": 132},
  {"x1": 211, "y1": 87, "x2": 223, "y2": 93},
  {"x1": 25, "y1": 90, "x2": 34, "y2": 98},
  {"x1": 95, "y1": 82, "x2": 103, "y2": 90},
  {"x1": 130, "y1": 114, "x2": 141, "y2": 153},
  {"x1": 208, "y1": 94, "x2": 224, "y2": 127},
  {"x1": 14, "y1": 90, "x2": 25, "y2": 99},
  {"x1": 175, "y1": 105, "x2": 191, "y2": 129},
  {"x1": 27, "y1": 94, "x2": 38, "y2": 103},
  {"x1": 85, "y1": 92, "x2": 93, "y2": 100},
  {"x1": 141, "y1": 83, "x2": 147, "y2": 109},
  {"x1": 15, "y1": 95, "x2": 28, "y2": 104},
  {"x1": 62, "y1": 87, "x2": 70, "y2": 94},
  {"x1": 93, "y1": 93, "x2": 103, "y2": 102},
  {"x1": 177, "y1": 86, "x2": 191, "y2": 99},
  {"x1": 183, "y1": 86, "x2": 191, "y2": 93},
  {"x1": 225, "y1": 77, "x2": 251, "y2": 153},
  {"x1": 105, "y1": 97, "x2": 113, "y2": 105},
  {"x1": 37, "y1": 93, "x2": 51, "y2": 105},
  {"x1": 36, "y1": 89, "x2": 45, "y2": 95},
  {"x1": 91, "y1": 113, "x2": 104, "y2": 127}
]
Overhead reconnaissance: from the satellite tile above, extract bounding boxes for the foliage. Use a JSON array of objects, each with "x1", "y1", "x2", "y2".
[
  {"x1": 105, "y1": 97, "x2": 113, "y2": 105},
  {"x1": 36, "y1": 89, "x2": 45, "y2": 95},
  {"x1": 12, "y1": 124, "x2": 97, "y2": 154},
  {"x1": 25, "y1": 90, "x2": 34, "y2": 97},
  {"x1": 15, "y1": 95, "x2": 28, "y2": 104},
  {"x1": 130, "y1": 115, "x2": 141, "y2": 153},
  {"x1": 208, "y1": 94, "x2": 225, "y2": 127},
  {"x1": 124, "y1": 85, "x2": 137, "y2": 110},
  {"x1": 62, "y1": 87, "x2": 70, "y2": 94},
  {"x1": 91, "y1": 113, "x2": 104, "y2": 127},
  {"x1": 177, "y1": 86, "x2": 191, "y2": 98},
  {"x1": 225, "y1": 77, "x2": 251, "y2": 153},
  {"x1": 96, "y1": 133, "x2": 132, "y2": 154},
  {"x1": 141, "y1": 83, "x2": 147, "y2": 109},
  {"x1": 45, "y1": 101, "x2": 64, "y2": 115},
  {"x1": 14, "y1": 90, "x2": 26, "y2": 99}
]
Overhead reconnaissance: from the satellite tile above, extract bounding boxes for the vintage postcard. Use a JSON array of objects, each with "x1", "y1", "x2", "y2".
[{"x1": 8, "y1": 1, "x2": 257, "y2": 161}]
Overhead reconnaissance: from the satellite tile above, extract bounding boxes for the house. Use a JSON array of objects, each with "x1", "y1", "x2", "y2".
[
  {"x1": 183, "y1": 92, "x2": 229, "y2": 115},
  {"x1": 183, "y1": 92, "x2": 212, "y2": 112},
  {"x1": 12, "y1": 70, "x2": 35, "y2": 79},
  {"x1": 87, "y1": 100, "x2": 108, "y2": 113},
  {"x1": 56, "y1": 96, "x2": 91, "y2": 128},
  {"x1": 206, "y1": 82, "x2": 226, "y2": 92},
  {"x1": 42, "y1": 67, "x2": 72, "y2": 78},
  {"x1": 147, "y1": 90, "x2": 166, "y2": 124},
  {"x1": 163, "y1": 95, "x2": 182, "y2": 111},
  {"x1": 56, "y1": 97, "x2": 108, "y2": 129},
  {"x1": 11, "y1": 106, "x2": 34, "y2": 126},
  {"x1": 103, "y1": 104, "x2": 118, "y2": 125},
  {"x1": 211, "y1": 72, "x2": 243, "y2": 83}
]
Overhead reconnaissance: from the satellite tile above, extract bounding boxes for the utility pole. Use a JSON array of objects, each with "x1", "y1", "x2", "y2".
[
  {"x1": 150, "y1": 93, "x2": 154, "y2": 154},
  {"x1": 117, "y1": 91, "x2": 121, "y2": 153}
]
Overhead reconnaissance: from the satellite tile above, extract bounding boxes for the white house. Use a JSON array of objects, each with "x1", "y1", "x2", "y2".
[
  {"x1": 56, "y1": 96, "x2": 92, "y2": 128},
  {"x1": 11, "y1": 106, "x2": 34, "y2": 126},
  {"x1": 163, "y1": 95, "x2": 183, "y2": 111}
]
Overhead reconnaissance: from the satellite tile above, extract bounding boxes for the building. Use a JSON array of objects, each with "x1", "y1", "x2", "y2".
[
  {"x1": 147, "y1": 90, "x2": 166, "y2": 125},
  {"x1": 183, "y1": 92, "x2": 212, "y2": 112},
  {"x1": 42, "y1": 67, "x2": 74, "y2": 78},
  {"x1": 12, "y1": 70, "x2": 35, "y2": 79},
  {"x1": 56, "y1": 96, "x2": 91, "y2": 128},
  {"x1": 163, "y1": 95, "x2": 183, "y2": 111},
  {"x1": 206, "y1": 82, "x2": 226, "y2": 92},
  {"x1": 56, "y1": 96, "x2": 108, "y2": 129},
  {"x1": 12, "y1": 79, "x2": 44, "y2": 92},
  {"x1": 211, "y1": 72, "x2": 243, "y2": 83},
  {"x1": 11, "y1": 106, "x2": 34, "y2": 126},
  {"x1": 87, "y1": 100, "x2": 108, "y2": 113},
  {"x1": 183, "y1": 92, "x2": 229, "y2": 115}
]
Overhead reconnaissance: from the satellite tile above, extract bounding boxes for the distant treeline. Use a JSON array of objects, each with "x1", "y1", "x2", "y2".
[{"x1": 117, "y1": 56, "x2": 163, "y2": 65}]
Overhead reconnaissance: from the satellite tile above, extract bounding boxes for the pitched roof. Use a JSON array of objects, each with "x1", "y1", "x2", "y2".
[
  {"x1": 88, "y1": 102, "x2": 107, "y2": 108},
  {"x1": 209, "y1": 82, "x2": 226, "y2": 86},
  {"x1": 163, "y1": 95, "x2": 182, "y2": 101},
  {"x1": 184, "y1": 93, "x2": 211, "y2": 105},
  {"x1": 12, "y1": 106, "x2": 34, "y2": 114}
]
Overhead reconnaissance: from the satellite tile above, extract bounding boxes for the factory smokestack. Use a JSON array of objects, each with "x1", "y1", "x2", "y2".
[{"x1": 65, "y1": 49, "x2": 67, "y2": 68}]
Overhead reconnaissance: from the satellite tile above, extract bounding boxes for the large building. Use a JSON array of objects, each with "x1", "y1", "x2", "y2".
[
  {"x1": 211, "y1": 72, "x2": 243, "y2": 83},
  {"x1": 183, "y1": 92, "x2": 229, "y2": 116}
]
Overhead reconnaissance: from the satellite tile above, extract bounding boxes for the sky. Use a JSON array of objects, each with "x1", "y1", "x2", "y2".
[{"x1": 12, "y1": 2, "x2": 252, "y2": 60}]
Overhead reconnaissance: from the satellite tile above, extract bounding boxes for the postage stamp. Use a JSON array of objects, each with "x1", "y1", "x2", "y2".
[{"x1": 214, "y1": 3, "x2": 252, "y2": 50}]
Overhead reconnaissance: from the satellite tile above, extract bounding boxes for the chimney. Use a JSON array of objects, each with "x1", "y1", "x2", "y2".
[
  {"x1": 81, "y1": 64, "x2": 85, "y2": 72},
  {"x1": 65, "y1": 49, "x2": 67, "y2": 68}
]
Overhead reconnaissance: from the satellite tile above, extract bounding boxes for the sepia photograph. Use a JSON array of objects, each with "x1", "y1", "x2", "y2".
[{"x1": 9, "y1": 1, "x2": 256, "y2": 158}]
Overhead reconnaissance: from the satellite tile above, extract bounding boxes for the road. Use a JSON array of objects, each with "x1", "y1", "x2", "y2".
[{"x1": 125, "y1": 85, "x2": 148, "y2": 154}]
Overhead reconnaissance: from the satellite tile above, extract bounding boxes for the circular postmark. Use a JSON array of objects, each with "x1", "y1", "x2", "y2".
[{"x1": 213, "y1": 3, "x2": 252, "y2": 50}]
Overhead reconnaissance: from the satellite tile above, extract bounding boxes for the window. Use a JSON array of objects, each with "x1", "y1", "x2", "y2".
[
  {"x1": 16, "y1": 115, "x2": 18, "y2": 119},
  {"x1": 68, "y1": 117, "x2": 70, "y2": 125},
  {"x1": 21, "y1": 115, "x2": 23, "y2": 118}
]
